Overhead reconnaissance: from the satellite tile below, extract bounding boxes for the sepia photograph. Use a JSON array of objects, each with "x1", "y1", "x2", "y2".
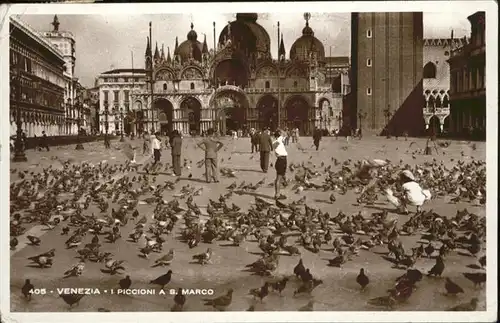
[{"x1": 0, "y1": 1, "x2": 497, "y2": 322}]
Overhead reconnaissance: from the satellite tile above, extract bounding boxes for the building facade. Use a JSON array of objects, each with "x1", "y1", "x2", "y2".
[
  {"x1": 447, "y1": 11, "x2": 486, "y2": 139},
  {"x1": 9, "y1": 16, "x2": 66, "y2": 137},
  {"x1": 96, "y1": 69, "x2": 148, "y2": 135},
  {"x1": 423, "y1": 38, "x2": 467, "y2": 135},
  {"x1": 40, "y1": 15, "x2": 79, "y2": 135},
  {"x1": 130, "y1": 13, "x2": 348, "y2": 136},
  {"x1": 350, "y1": 12, "x2": 424, "y2": 136}
]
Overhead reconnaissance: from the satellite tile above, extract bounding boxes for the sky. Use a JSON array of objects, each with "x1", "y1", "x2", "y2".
[{"x1": 15, "y1": 12, "x2": 472, "y2": 88}]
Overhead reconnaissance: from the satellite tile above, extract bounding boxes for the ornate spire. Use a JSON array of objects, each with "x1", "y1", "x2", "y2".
[
  {"x1": 187, "y1": 22, "x2": 198, "y2": 41},
  {"x1": 154, "y1": 42, "x2": 160, "y2": 60},
  {"x1": 302, "y1": 12, "x2": 314, "y2": 36},
  {"x1": 279, "y1": 33, "x2": 286, "y2": 59},
  {"x1": 52, "y1": 15, "x2": 60, "y2": 32},
  {"x1": 202, "y1": 34, "x2": 209, "y2": 54},
  {"x1": 145, "y1": 36, "x2": 151, "y2": 57},
  {"x1": 174, "y1": 36, "x2": 179, "y2": 52},
  {"x1": 161, "y1": 44, "x2": 166, "y2": 61},
  {"x1": 166, "y1": 47, "x2": 171, "y2": 63}
]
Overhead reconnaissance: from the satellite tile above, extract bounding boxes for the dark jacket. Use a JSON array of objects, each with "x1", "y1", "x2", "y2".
[
  {"x1": 259, "y1": 132, "x2": 273, "y2": 152},
  {"x1": 251, "y1": 132, "x2": 260, "y2": 144},
  {"x1": 171, "y1": 136, "x2": 182, "y2": 155},
  {"x1": 313, "y1": 130, "x2": 322, "y2": 141}
]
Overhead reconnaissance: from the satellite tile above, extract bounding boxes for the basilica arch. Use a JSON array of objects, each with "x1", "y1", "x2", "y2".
[
  {"x1": 180, "y1": 96, "x2": 202, "y2": 134},
  {"x1": 154, "y1": 98, "x2": 174, "y2": 135},
  {"x1": 211, "y1": 88, "x2": 249, "y2": 135},
  {"x1": 285, "y1": 95, "x2": 310, "y2": 134},
  {"x1": 256, "y1": 94, "x2": 278, "y2": 130}
]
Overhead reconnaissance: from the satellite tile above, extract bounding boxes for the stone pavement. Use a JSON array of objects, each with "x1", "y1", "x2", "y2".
[{"x1": 10, "y1": 136, "x2": 487, "y2": 312}]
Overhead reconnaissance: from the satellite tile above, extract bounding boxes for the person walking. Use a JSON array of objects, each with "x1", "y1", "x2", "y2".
[
  {"x1": 197, "y1": 128, "x2": 223, "y2": 183},
  {"x1": 39, "y1": 131, "x2": 49, "y2": 151},
  {"x1": 250, "y1": 128, "x2": 260, "y2": 153},
  {"x1": 272, "y1": 130, "x2": 288, "y2": 200},
  {"x1": 170, "y1": 130, "x2": 182, "y2": 176},
  {"x1": 142, "y1": 131, "x2": 149, "y2": 155},
  {"x1": 151, "y1": 132, "x2": 161, "y2": 165},
  {"x1": 259, "y1": 128, "x2": 273, "y2": 173},
  {"x1": 313, "y1": 127, "x2": 322, "y2": 151}
]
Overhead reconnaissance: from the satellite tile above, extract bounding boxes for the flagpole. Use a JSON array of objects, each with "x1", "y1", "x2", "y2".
[
  {"x1": 277, "y1": 21, "x2": 281, "y2": 131},
  {"x1": 131, "y1": 50, "x2": 135, "y2": 135}
]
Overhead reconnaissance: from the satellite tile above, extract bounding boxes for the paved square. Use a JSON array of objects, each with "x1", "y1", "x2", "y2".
[{"x1": 10, "y1": 136, "x2": 486, "y2": 312}]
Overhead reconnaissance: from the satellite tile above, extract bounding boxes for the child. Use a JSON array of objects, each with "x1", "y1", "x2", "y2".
[{"x1": 390, "y1": 170, "x2": 431, "y2": 214}]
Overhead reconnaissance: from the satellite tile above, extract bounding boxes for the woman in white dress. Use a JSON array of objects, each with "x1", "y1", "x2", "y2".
[{"x1": 388, "y1": 170, "x2": 431, "y2": 214}]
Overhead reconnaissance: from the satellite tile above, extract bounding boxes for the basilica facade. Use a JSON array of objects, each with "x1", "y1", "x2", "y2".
[{"x1": 130, "y1": 13, "x2": 346, "y2": 136}]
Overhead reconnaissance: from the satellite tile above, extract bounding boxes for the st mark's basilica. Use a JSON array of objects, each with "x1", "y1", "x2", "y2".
[{"x1": 130, "y1": 13, "x2": 345, "y2": 136}]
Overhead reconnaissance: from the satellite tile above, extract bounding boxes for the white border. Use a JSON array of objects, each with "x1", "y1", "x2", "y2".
[{"x1": 0, "y1": 2, "x2": 497, "y2": 322}]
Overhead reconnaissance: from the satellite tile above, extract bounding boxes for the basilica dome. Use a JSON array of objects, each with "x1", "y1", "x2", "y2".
[
  {"x1": 218, "y1": 13, "x2": 271, "y2": 57},
  {"x1": 175, "y1": 23, "x2": 203, "y2": 62},
  {"x1": 290, "y1": 19, "x2": 325, "y2": 62}
]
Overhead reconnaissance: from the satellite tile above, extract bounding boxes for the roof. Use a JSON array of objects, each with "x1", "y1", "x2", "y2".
[
  {"x1": 101, "y1": 68, "x2": 147, "y2": 75},
  {"x1": 10, "y1": 16, "x2": 65, "y2": 63},
  {"x1": 325, "y1": 56, "x2": 350, "y2": 66}
]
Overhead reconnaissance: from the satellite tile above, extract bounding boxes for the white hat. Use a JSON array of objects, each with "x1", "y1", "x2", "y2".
[{"x1": 401, "y1": 170, "x2": 415, "y2": 181}]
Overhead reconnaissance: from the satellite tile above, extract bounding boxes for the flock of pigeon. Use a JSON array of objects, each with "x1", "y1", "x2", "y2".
[{"x1": 10, "y1": 139, "x2": 487, "y2": 312}]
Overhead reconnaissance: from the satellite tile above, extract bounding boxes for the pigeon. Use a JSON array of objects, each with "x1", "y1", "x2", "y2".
[
  {"x1": 154, "y1": 249, "x2": 175, "y2": 266},
  {"x1": 150, "y1": 270, "x2": 173, "y2": 289},
  {"x1": 356, "y1": 268, "x2": 369, "y2": 290},
  {"x1": 21, "y1": 279, "x2": 34, "y2": 301},
  {"x1": 293, "y1": 259, "x2": 306, "y2": 278},
  {"x1": 10, "y1": 237, "x2": 18, "y2": 250},
  {"x1": 173, "y1": 287, "x2": 186, "y2": 309},
  {"x1": 270, "y1": 277, "x2": 289, "y2": 295},
  {"x1": 27, "y1": 235, "x2": 41, "y2": 246},
  {"x1": 203, "y1": 288, "x2": 233, "y2": 311},
  {"x1": 427, "y1": 256, "x2": 445, "y2": 277},
  {"x1": 248, "y1": 282, "x2": 270, "y2": 302},
  {"x1": 445, "y1": 277, "x2": 464, "y2": 295},
  {"x1": 60, "y1": 293, "x2": 85, "y2": 307},
  {"x1": 462, "y1": 272, "x2": 486, "y2": 288},
  {"x1": 192, "y1": 248, "x2": 213, "y2": 265},
  {"x1": 119, "y1": 275, "x2": 132, "y2": 289}
]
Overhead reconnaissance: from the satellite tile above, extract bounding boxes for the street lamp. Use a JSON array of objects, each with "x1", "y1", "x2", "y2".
[
  {"x1": 104, "y1": 100, "x2": 110, "y2": 149},
  {"x1": 119, "y1": 107, "x2": 125, "y2": 142},
  {"x1": 12, "y1": 58, "x2": 27, "y2": 162},
  {"x1": 75, "y1": 98, "x2": 84, "y2": 150}
]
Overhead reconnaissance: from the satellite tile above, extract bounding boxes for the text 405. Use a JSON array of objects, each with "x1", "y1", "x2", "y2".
[{"x1": 29, "y1": 288, "x2": 47, "y2": 295}]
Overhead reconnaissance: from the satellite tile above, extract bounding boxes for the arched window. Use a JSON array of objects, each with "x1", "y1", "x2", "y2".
[
  {"x1": 435, "y1": 95, "x2": 442, "y2": 108},
  {"x1": 366, "y1": 58, "x2": 372, "y2": 67},
  {"x1": 265, "y1": 81, "x2": 270, "y2": 89},
  {"x1": 163, "y1": 83, "x2": 167, "y2": 91},
  {"x1": 428, "y1": 95, "x2": 435, "y2": 110},
  {"x1": 443, "y1": 95, "x2": 449, "y2": 107},
  {"x1": 423, "y1": 62, "x2": 437, "y2": 79},
  {"x1": 293, "y1": 81, "x2": 298, "y2": 88},
  {"x1": 190, "y1": 82, "x2": 195, "y2": 90}
]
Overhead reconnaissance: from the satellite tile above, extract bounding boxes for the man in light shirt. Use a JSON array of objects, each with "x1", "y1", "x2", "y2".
[
  {"x1": 272, "y1": 130, "x2": 288, "y2": 200},
  {"x1": 151, "y1": 131, "x2": 161, "y2": 165}
]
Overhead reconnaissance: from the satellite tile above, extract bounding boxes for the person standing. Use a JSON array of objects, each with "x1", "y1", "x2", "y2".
[
  {"x1": 197, "y1": 128, "x2": 223, "y2": 183},
  {"x1": 170, "y1": 130, "x2": 182, "y2": 176},
  {"x1": 259, "y1": 129, "x2": 273, "y2": 173},
  {"x1": 21, "y1": 130, "x2": 27, "y2": 151},
  {"x1": 151, "y1": 132, "x2": 161, "y2": 165},
  {"x1": 39, "y1": 131, "x2": 49, "y2": 151},
  {"x1": 142, "y1": 131, "x2": 149, "y2": 155},
  {"x1": 272, "y1": 130, "x2": 288, "y2": 200},
  {"x1": 250, "y1": 128, "x2": 259, "y2": 153},
  {"x1": 313, "y1": 127, "x2": 322, "y2": 151}
]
